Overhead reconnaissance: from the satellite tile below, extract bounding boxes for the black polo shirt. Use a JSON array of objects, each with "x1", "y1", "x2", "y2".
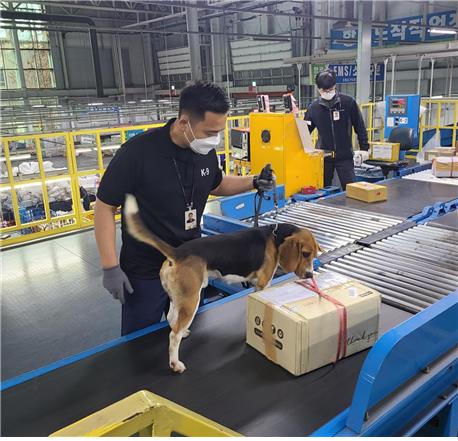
[{"x1": 97, "y1": 118, "x2": 223, "y2": 279}]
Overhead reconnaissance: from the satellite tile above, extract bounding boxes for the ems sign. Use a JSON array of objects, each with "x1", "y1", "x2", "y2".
[{"x1": 328, "y1": 63, "x2": 385, "y2": 84}]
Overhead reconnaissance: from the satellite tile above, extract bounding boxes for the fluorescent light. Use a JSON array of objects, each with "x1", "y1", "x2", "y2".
[
  {"x1": 0, "y1": 154, "x2": 32, "y2": 162},
  {"x1": 9, "y1": 181, "x2": 42, "y2": 189},
  {"x1": 47, "y1": 104, "x2": 62, "y2": 108},
  {"x1": 88, "y1": 102, "x2": 103, "y2": 106},
  {"x1": 428, "y1": 28, "x2": 457, "y2": 35},
  {"x1": 46, "y1": 177, "x2": 70, "y2": 184},
  {"x1": 32, "y1": 104, "x2": 45, "y2": 108},
  {"x1": 431, "y1": 95, "x2": 443, "y2": 99},
  {"x1": 140, "y1": 99, "x2": 153, "y2": 103},
  {"x1": 100, "y1": 145, "x2": 121, "y2": 151},
  {"x1": 127, "y1": 101, "x2": 136, "y2": 104},
  {"x1": 75, "y1": 148, "x2": 92, "y2": 153}
]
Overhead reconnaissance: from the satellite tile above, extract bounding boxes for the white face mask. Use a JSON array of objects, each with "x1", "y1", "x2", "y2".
[
  {"x1": 319, "y1": 90, "x2": 336, "y2": 101},
  {"x1": 185, "y1": 122, "x2": 221, "y2": 155}
]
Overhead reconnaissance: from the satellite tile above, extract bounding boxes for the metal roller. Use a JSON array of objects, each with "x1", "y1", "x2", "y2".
[
  {"x1": 383, "y1": 234, "x2": 458, "y2": 255},
  {"x1": 319, "y1": 224, "x2": 458, "y2": 313},
  {"x1": 354, "y1": 248, "x2": 458, "y2": 280},
  {"x1": 246, "y1": 202, "x2": 402, "y2": 253},
  {"x1": 352, "y1": 250, "x2": 458, "y2": 289},
  {"x1": 372, "y1": 242, "x2": 457, "y2": 269},
  {"x1": 335, "y1": 255, "x2": 451, "y2": 295},
  {"x1": 327, "y1": 260, "x2": 445, "y2": 302},
  {"x1": 317, "y1": 268, "x2": 429, "y2": 313}
]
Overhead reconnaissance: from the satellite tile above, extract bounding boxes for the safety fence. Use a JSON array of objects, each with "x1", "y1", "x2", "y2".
[
  {"x1": 50, "y1": 390, "x2": 240, "y2": 437},
  {"x1": 1, "y1": 99, "x2": 456, "y2": 247}
]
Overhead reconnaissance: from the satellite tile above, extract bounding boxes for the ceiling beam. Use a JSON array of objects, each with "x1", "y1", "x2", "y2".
[{"x1": 6, "y1": 0, "x2": 167, "y2": 17}]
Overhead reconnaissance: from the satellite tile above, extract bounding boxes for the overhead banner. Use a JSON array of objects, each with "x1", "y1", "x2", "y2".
[
  {"x1": 309, "y1": 63, "x2": 385, "y2": 85},
  {"x1": 330, "y1": 9, "x2": 456, "y2": 50}
]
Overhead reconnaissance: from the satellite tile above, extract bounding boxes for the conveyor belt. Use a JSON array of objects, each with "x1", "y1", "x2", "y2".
[
  {"x1": 318, "y1": 179, "x2": 458, "y2": 218},
  {"x1": 403, "y1": 169, "x2": 458, "y2": 187},
  {"x1": 320, "y1": 224, "x2": 458, "y2": 313},
  {"x1": 427, "y1": 210, "x2": 458, "y2": 232},
  {"x1": 1, "y1": 291, "x2": 411, "y2": 437},
  {"x1": 244, "y1": 202, "x2": 402, "y2": 252}
]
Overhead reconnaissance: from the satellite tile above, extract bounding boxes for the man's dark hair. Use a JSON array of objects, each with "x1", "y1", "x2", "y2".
[
  {"x1": 179, "y1": 81, "x2": 230, "y2": 120},
  {"x1": 315, "y1": 69, "x2": 336, "y2": 89},
  {"x1": 286, "y1": 84, "x2": 295, "y2": 93}
]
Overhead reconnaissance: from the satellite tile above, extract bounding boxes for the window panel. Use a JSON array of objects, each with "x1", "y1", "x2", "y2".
[
  {"x1": 35, "y1": 50, "x2": 52, "y2": 69},
  {"x1": 24, "y1": 69, "x2": 39, "y2": 88},
  {"x1": 0, "y1": 69, "x2": 5, "y2": 88},
  {"x1": 38, "y1": 69, "x2": 55, "y2": 88},
  {"x1": 18, "y1": 29, "x2": 33, "y2": 47},
  {"x1": 5, "y1": 70, "x2": 20, "y2": 89},
  {"x1": 21, "y1": 49, "x2": 37, "y2": 69},
  {"x1": 2, "y1": 49, "x2": 18, "y2": 69},
  {"x1": 0, "y1": 29, "x2": 14, "y2": 49}
]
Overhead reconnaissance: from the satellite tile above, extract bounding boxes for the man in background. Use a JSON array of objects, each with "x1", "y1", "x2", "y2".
[{"x1": 305, "y1": 69, "x2": 369, "y2": 190}]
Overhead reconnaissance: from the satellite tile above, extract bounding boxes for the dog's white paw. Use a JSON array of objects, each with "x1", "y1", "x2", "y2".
[
  {"x1": 170, "y1": 360, "x2": 186, "y2": 373},
  {"x1": 182, "y1": 329, "x2": 191, "y2": 339}
]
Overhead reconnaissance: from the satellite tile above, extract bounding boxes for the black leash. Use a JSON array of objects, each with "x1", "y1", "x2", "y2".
[{"x1": 253, "y1": 165, "x2": 278, "y2": 230}]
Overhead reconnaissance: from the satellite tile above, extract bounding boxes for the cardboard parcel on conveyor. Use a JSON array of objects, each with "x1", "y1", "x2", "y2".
[{"x1": 246, "y1": 272, "x2": 381, "y2": 376}]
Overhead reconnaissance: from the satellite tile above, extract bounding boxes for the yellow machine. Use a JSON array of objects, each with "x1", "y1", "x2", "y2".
[{"x1": 249, "y1": 112, "x2": 323, "y2": 197}]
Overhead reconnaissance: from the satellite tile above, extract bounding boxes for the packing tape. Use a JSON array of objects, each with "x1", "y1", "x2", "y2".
[
  {"x1": 295, "y1": 280, "x2": 348, "y2": 363},
  {"x1": 262, "y1": 302, "x2": 277, "y2": 363}
]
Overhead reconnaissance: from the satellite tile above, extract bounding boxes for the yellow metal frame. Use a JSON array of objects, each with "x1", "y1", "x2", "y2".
[
  {"x1": 50, "y1": 390, "x2": 241, "y2": 437},
  {"x1": 2, "y1": 100, "x2": 456, "y2": 247},
  {"x1": 411, "y1": 99, "x2": 458, "y2": 158},
  {"x1": 0, "y1": 123, "x2": 162, "y2": 247}
]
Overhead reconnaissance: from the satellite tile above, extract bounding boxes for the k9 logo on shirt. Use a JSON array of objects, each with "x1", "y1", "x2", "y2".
[{"x1": 201, "y1": 168, "x2": 210, "y2": 177}]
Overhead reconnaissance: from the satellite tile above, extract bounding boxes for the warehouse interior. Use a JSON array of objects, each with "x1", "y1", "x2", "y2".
[{"x1": 1, "y1": 0, "x2": 457, "y2": 437}]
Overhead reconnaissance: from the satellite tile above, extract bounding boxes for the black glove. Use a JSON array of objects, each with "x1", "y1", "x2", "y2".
[
  {"x1": 253, "y1": 163, "x2": 275, "y2": 192},
  {"x1": 103, "y1": 265, "x2": 134, "y2": 304}
]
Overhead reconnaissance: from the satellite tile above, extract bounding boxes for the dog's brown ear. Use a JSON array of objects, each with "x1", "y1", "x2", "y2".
[
  {"x1": 315, "y1": 237, "x2": 324, "y2": 254},
  {"x1": 279, "y1": 236, "x2": 302, "y2": 273}
]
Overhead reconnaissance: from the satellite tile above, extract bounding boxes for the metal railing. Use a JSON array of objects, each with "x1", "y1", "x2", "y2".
[
  {"x1": 50, "y1": 390, "x2": 240, "y2": 437},
  {"x1": 0, "y1": 123, "x2": 163, "y2": 247},
  {"x1": 1, "y1": 99, "x2": 456, "y2": 247}
]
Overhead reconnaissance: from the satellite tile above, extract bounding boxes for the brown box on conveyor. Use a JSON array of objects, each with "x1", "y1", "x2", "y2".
[
  {"x1": 246, "y1": 272, "x2": 381, "y2": 376},
  {"x1": 346, "y1": 182, "x2": 387, "y2": 203},
  {"x1": 424, "y1": 148, "x2": 456, "y2": 161},
  {"x1": 432, "y1": 156, "x2": 458, "y2": 178}
]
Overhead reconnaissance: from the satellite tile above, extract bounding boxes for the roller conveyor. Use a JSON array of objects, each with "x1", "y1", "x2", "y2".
[
  {"x1": 245, "y1": 202, "x2": 403, "y2": 252},
  {"x1": 319, "y1": 224, "x2": 458, "y2": 313}
]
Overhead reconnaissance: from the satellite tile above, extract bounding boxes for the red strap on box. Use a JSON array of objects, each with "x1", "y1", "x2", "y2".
[{"x1": 295, "y1": 279, "x2": 347, "y2": 363}]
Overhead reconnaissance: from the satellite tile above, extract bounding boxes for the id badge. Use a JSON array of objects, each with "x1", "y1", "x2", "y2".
[
  {"x1": 333, "y1": 110, "x2": 340, "y2": 121},
  {"x1": 184, "y1": 208, "x2": 197, "y2": 230}
]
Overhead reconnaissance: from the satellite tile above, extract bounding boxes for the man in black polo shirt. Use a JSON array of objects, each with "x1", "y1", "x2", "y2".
[
  {"x1": 95, "y1": 81, "x2": 274, "y2": 335},
  {"x1": 305, "y1": 69, "x2": 369, "y2": 190}
]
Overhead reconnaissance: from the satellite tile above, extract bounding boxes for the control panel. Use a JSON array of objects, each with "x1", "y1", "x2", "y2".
[
  {"x1": 231, "y1": 128, "x2": 250, "y2": 161},
  {"x1": 384, "y1": 94, "x2": 421, "y2": 143}
]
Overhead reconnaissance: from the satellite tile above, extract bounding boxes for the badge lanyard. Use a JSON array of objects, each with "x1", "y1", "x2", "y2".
[{"x1": 172, "y1": 158, "x2": 197, "y2": 231}]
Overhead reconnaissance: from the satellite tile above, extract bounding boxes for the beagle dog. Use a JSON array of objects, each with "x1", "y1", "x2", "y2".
[{"x1": 124, "y1": 194, "x2": 322, "y2": 373}]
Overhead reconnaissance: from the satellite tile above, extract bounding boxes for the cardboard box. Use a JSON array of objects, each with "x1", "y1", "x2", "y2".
[
  {"x1": 346, "y1": 182, "x2": 387, "y2": 203},
  {"x1": 425, "y1": 148, "x2": 456, "y2": 161},
  {"x1": 432, "y1": 156, "x2": 458, "y2": 178},
  {"x1": 369, "y1": 141, "x2": 400, "y2": 161},
  {"x1": 246, "y1": 272, "x2": 381, "y2": 376}
]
